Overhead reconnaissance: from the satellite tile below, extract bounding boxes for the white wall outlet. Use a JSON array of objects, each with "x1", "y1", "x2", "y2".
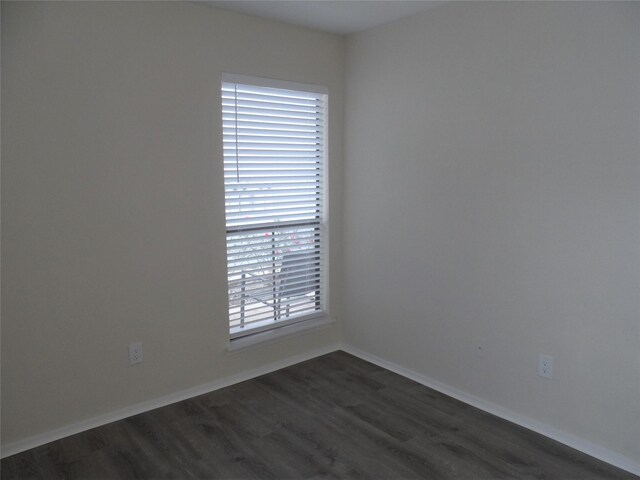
[
  {"x1": 538, "y1": 354, "x2": 553, "y2": 378},
  {"x1": 475, "y1": 338, "x2": 487, "y2": 358},
  {"x1": 129, "y1": 342, "x2": 143, "y2": 365}
]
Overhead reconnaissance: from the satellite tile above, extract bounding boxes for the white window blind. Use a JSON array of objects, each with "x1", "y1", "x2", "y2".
[{"x1": 222, "y1": 77, "x2": 327, "y2": 339}]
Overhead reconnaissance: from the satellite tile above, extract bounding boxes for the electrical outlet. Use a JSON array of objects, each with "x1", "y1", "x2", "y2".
[
  {"x1": 129, "y1": 342, "x2": 143, "y2": 365},
  {"x1": 538, "y1": 354, "x2": 553, "y2": 378},
  {"x1": 475, "y1": 338, "x2": 487, "y2": 358}
]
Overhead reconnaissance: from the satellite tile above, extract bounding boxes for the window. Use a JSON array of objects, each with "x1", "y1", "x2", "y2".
[{"x1": 222, "y1": 75, "x2": 327, "y2": 339}]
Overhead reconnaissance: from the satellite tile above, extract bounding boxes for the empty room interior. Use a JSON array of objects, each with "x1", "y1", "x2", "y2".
[{"x1": 1, "y1": 1, "x2": 639, "y2": 478}]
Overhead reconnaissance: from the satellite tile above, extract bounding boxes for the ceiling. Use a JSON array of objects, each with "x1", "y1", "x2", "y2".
[{"x1": 202, "y1": 1, "x2": 444, "y2": 35}]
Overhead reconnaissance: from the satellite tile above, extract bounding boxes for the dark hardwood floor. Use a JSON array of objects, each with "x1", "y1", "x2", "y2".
[{"x1": 2, "y1": 351, "x2": 637, "y2": 479}]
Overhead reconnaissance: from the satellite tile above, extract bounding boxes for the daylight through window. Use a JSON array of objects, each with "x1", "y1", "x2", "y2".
[{"x1": 222, "y1": 76, "x2": 327, "y2": 339}]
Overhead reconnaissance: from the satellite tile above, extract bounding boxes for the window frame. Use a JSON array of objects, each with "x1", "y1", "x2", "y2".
[{"x1": 221, "y1": 74, "x2": 330, "y2": 341}]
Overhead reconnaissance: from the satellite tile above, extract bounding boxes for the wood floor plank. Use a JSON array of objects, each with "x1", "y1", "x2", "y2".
[{"x1": 2, "y1": 351, "x2": 637, "y2": 479}]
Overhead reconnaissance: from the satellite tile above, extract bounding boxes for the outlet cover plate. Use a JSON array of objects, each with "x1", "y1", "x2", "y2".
[
  {"x1": 538, "y1": 354, "x2": 553, "y2": 378},
  {"x1": 129, "y1": 342, "x2": 143, "y2": 365}
]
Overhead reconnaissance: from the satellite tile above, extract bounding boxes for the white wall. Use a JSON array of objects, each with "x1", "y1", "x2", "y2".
[
  {"x1": 344, "y1": 1, "x2": 639, "y2": 463},
  {"x1": 1, "y1": 1, "x2": 344, "y2": 446},
  {"x1": 3, "y1": 0, "x2": 639, "y2": 468}
]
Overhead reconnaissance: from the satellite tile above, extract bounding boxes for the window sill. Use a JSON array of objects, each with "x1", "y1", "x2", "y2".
[{"x1": 227, "y1": 316, "x2": 335, "y2": 353}]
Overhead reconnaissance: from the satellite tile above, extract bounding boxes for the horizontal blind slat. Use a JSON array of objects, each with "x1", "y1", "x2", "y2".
[
  {"x1": 222, "y1": 85, "x2": 320, "y2": 101},
  {"x1": 224, "y1": 182, "x2": 321, "y2": 191},
  {"x1": 227, "y1": 217, "x2": 320, "y2": 229},
  {"x1": 231, "y1": 302, "x2": 320, "y2": 325},
  {"x1": 227, "y1": 220, "x2": 321, "y2": 235},
  {"x1": 229, "y1": 278, "x2": 321, "y2": 300},
  {"x1": 222, "y1": 91, "x2": 320, "y2": 106},
  {"x1": 223, "y1": 127, "x2": 323, "y2": 136},
  {"x1": 228, "y1": 257, "x2": 321, "y2": 273},
  {"x1": 230, "y1": 301, "x2": 320, "y2": 321},
  {"x1": 226, "y1": 231, "x2": 319, "y2": 249},
  {"x1": 223, "y1": 120, "x2": 322, "y2": 131},
  {"x1": 222, "y1": 105, "x2": 323, "y2": 119},
  {"x1": 226, "y1": 187, "x2": 322, "y2": 197},
  {"x1": 222, "y1": 101, "x2": 322, "y2": 110},
  {"x1": 226, "y1": 197, "x2": 320, "y2": 208}
]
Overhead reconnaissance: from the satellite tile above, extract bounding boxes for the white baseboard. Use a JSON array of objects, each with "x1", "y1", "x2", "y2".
[
  {"x1": 1, "y1": 343, "x2": 341, "y2": 459},
  {"x1": 341, "y1": 343, "x2": 640, "y2": 477},
  {"x1": 4, "y1": 342, "x2": 639, "y2": 477}
]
